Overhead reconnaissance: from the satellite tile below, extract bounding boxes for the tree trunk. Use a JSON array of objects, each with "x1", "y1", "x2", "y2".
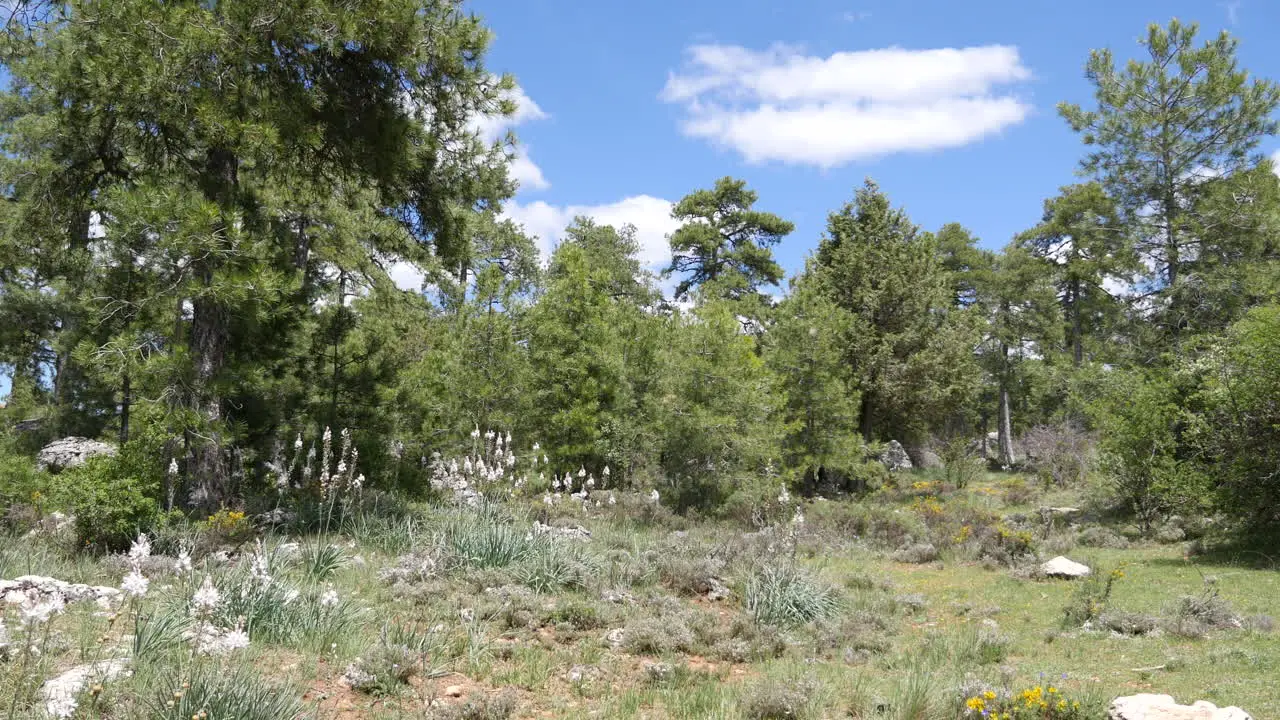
[
  {"x1": 1070, "y1": 276, "x2": 1083, "y2": 367},
  {"x1": 188, "y1": 145, "x2": 238, "y2": 510},
  {"x1": 997, "y1": 343, "x2": 1016, "y2": 468},
  {"x1": 118, "y1": 373, "x2": 131, "y2": 446},
  {"x1": 859, "y1": 391, "x2": 874, "y2": 443}
]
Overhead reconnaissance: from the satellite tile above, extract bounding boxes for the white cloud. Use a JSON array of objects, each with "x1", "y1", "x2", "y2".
[
  {"x1": 504, "y1": 195, "x2": 680, "y2": 269},
  {"x1": 471, "y1": 85, "x2": 551, "y2": 191},
  {"x1": 388, "y1": 261, "x2": 426, "y2": 292},
  {"x1": 661, "y1": 43, "x2": 1033, "y2": 167}
]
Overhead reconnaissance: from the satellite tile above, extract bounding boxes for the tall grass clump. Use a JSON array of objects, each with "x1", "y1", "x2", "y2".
[
  {"x1": 141, "y1": 663, "x2": 303, "y2": 720},
  {"x1": 745, "y1": 564, "x2": 841, "y2": 626}
]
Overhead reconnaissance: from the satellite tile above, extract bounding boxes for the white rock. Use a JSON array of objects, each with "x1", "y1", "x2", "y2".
[
  {"x1": 1041, "y1": 556, "x2": 1091, "y2": 578},
  {"x1": 1109, "y1": 693, "x2": 1252, "y2": 720},
  {"x1": 0, "y1": 576, "x2": 120, "y2": 604},
  {"x1": 41, "y1": 659, "x2": 130, "y2": 718},
  {"x1": 36, "y1": 437, "x2": 116, "y2": 473}
]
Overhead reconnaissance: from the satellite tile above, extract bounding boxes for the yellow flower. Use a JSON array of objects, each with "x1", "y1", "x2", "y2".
[
  {"x1": 966, "y1": 697, "x2": 985, "y2": 712},
  {"x1": 983, "y1": 690, "x2": 997, "y2": 701},
  {"x1": 1048, "y1": 687, "x2": 1057, "y2": 694}
]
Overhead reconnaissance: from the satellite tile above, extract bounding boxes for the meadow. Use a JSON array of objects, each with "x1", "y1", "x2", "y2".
[{"x1": 2, "y1": 467, "x2": 1274, "y2": 720}]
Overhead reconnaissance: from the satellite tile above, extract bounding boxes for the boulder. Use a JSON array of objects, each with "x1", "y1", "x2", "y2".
[
  {"x1": 1041, "y1": 556, "x2": 1091, "y2": 579},
  {"x1": 1109, "y1": 694, "x2": 1251, "y2": 720},
  {"x1": 908, "y1": 446, "x2": 943, "y2": 470},
  {"x1": 36, "y1": 437, "x2": 116, "y2": 473},
  {"x1": 42, "y1": 659, "x2": 131, "y2": 718},
  {"x1": 1, "y1": 576, "x2": 121, "y2": 604},
  {"x1": 878, "y1": 440, "x2": 914, "y2": 472}
]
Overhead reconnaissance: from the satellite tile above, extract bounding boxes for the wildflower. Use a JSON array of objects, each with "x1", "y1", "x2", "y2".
[
  {"x1": 295, "y1": 433, "x2": 303, "y2": 450},
  {"x1": 608, "y1": 493, "x2": 617, "y2": 506},
  {"x1": 168, "y1": 458, "x2": 179, "y2": 477},
  {"x1": 542, "y1": 493, "x2": 554, "y2": 505},
  {"x1": 603, "y1": 465, "x2": 610, "y2": 477},
  {"x1": 578, "y1": 466, "x2": 586, "y2": 478},
  {"x1": 505, "y1": 431, "x2": 512, "y2": 445},
  {"x1": 220, "y1": 620, "x2": 250, "y2": 652},
  {"x1": 320, "y1": 588, "x2": 340, "y2": 607},
  {"x1": 648, "y1": 489, "x2": 660, "y2": 503},
  {"x1": 192, "y1": 576, "x2": 221, "y2": 612},
  {"x1": 128, "y1": 533, "x2": 152, "y2": 564},
  {"x1": 586, "y1": 475, "x2": 595, "y2": 488},
  {"x1": 121, "y1": 569, "x2": 149, "y2": 597},
  {"x1": 175, "y1": 549, "x2": 193, "y2": 574},
  {"x1": 542, "y1": 454, "x2": 549, "y2": 465},
  {"x1": 249, "y1": 540, "x2": 272, "y2": 586},
  {"x1": 485, "y1": 429, "x2": 495, "y2": 441},
  {"x1": 552, "y1": 476, "x2": 561, "y2": 491},
  {"x1": 495, "y1": 433, "x2": 504, "y2": 448},
  {"x1": 351, "y1": 474, "x2": 365, "y2": 493},
  {"x1": 532, "y1": 442, "x2": 541, "y2": 452},
  {"x1": 791, "y1": 506, "x2": 805, "y2": 525},
  {"x1": 967, "y1": 697, "x2": 985, "y2": 712},
  {"x1": 471, "y1": 425, "x2": 480, "y2": 439},
  {"x1": 778, "y1": 485, "x2": 791, "y2": 504},
  {"x1": 19, "y1": 591, "x2": 64, "y2": 627}
]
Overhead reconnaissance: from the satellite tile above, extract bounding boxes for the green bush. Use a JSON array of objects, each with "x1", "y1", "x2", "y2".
[
  {"x1": 745, "y1": 564, "x2": 841, "y2": 626},
  {"x1": 63, "y1": 446, "x2": 165, "y2": 552}
]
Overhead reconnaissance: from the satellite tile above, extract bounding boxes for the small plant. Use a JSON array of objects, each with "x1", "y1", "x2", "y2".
[
  {"x1": 1076, "y1": 526, "x2": 1129, "y2": 549},
  {"x1": 745, "y1": 564, "x2": 841, "y2": 626},
  {"x1": 621, "y1": 616, "x2": 695, "y2": 655},
  {"x1": 342, "y1": 636, "x2": 422, "y2": 696},
  {"x1": 963, "y1": 684, "x2": 1091, "y2": 719},
  {"x1": 143, "y1": 664, "x2": 303, "y2": 720},
  {"x1": 939, "y1": 436, "x2": 985, "y2": 490},
  {"x1": 1022, "y1": 423, "x2": 1093, "y2": 487},
  {"x1": 741, "y1": 675, "x2": 820, "y2": 720},
  {"x1": 891, "y1": 542, "x2": 939, "y2": 564},
  {"x1": 1062, "y1": 564, "x2": 1125, "y2": 628},
  {"x1": 439, "y1": 689, "x2": 519, "y2": 720},
  {"x1": 199, "y1": 509, "x2": 254, "y2": 545}
]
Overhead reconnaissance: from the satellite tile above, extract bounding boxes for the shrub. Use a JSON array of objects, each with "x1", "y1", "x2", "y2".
[
  {"x1": 343, "y1": 639, "x2": 422, "y2": 695},
  {"x1": 439, "y1": 689, "x2": 519, "y2": 720},
  {"x1": 891, "y1": 543, "x2": 939, "y2": 564},
  {"x1": 745, "y1": 564, "x2": 841, "y2": 626},
  {"x1": 741, "y1": 675, "x2": 820, "y2": 720},
  {"x1": 622, "y1": 616, "x2": 694, "y2": 655},
  {"x1": 1166, "y1": 588, "x2": 1239, "y2": 632},
  {"x1": 938, "y1": 436, "x2": 985, "y2": 490},
  {"x1": 962, "y1": 685, "x2": 1092, "y2": 719},
  {"x1": 1098, "y1": 610, "x2": 1159, "y2": 636},
  {"x1": 806, "y1": 502, "x2": 926, "y2": 551},
  {"x1": 657, "y1": 554, "x2": 726, "y2": 596},
  {"x1": 1022, "y1": 423, "x2": 1093, "y2": 487},
  {"x1": 1077, "y1": 526, "x2": 1129, "y2": 549},
  {"x1": 198, "y1": 509, "x2": 255, "y2": 545},
  {"x1": 143, "y1": 664, "x2": 303, "y2": 720},
  {"x1": 1000, "y1": 478, "x2": 1038, "y2": 506},
  {"x1": 66, "y1": 453, "x2": 163, "y2": 551},
  {"x1": 1062, "y1": 565, "x2": 1125, "y2": 628},
  {"x1": 976, "y1": 525, "x2": 1036, "y2": 567}
]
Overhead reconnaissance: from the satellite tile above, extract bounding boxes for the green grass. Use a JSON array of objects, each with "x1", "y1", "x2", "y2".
[{"x1": 3, "y1": 474, "x2": 1278, "y2": 718}]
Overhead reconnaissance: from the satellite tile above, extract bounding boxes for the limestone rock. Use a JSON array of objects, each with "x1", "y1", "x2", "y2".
[
  {"x1": 908, "y1": 447, "x2": 943, "y2": 470},
  {"x1": 0, "y1": 576, "x2": 120, "y2": 604},
  {"x1": 444, "y1": 684, "x2": 464, "y2": 698},
  {"x1": 42, "y1": 659, "x2": 130, "y2": 718},
  {"x1": 1109, "y1": 693, "x2": 1252, "y2": 720},
  {"x1": 36, "y1": 437, "x2": 116, "y2": 473},
  {"x1": 532, "y1": 521, "x2": 590, "y2": 542},
  {"x1": 1041, "y1": 556, "x2": 1091, "y2": 579},
  {"x1": 878, "y1": 440, "x2": 914, "y2": 472}
]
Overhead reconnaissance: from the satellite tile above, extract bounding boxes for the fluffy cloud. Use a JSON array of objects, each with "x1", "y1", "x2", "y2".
[
  {"x1": 661, "y1": 43, "x2": 1033, "y2": 167},
  {"x1": 504, "y1": 195, "x2": 680, "y2": 269},
  {"x1": 471, "y1": 85, "x2": 550, "y2": 191}
]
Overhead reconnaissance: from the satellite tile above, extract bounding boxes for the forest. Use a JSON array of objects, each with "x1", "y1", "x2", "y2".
[{"x1": 1, "y1": 2, "x2": 1279, "y2": 719}]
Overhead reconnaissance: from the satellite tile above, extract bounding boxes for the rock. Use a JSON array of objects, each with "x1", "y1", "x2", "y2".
[
  {"x1": 14, "y1": 417, "x2": 44, "y2": 434},
  {"x1": 908, "y1": 447, "x2": 943, "y2": 470},
  {"x1": 444, "y1": 684, "x2": 464, "y2": 698},
  {"x1": 1109, "y1": 694, "x2": 1252, "y2": 720},
  {"x1": 532, "y1": 521, "x2": 590, "y2": 542},
  {"x1": 0, "y1": 576, "x2": 121, "y2": 604},
  {"x1": 605, "y1": 627, "x2": 626, "y2": 650},
  {"x1": 1041, "y1": 556, "x2": 1091, "y2": 579},
  {"x1": 36, "y1": 437, "x2": 116, "y2": 473},
  {"x1": 878, "y1": 440, "x2": 914, "y2": 472},
  {"x1": 42, "y1": 659, "x2": 131, "y2": 718},
  {"x1": 704, "y1": 576, "x2": 731, "y2": 602}
]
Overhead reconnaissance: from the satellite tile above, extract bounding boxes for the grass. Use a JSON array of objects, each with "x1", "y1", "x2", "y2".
[{"x1": 2, "y1": 473, "x2": 1278, "y2": 718}]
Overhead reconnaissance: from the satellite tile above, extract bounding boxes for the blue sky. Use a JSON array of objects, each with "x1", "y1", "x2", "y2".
[
  {"x1": 472, "y1": 0, "x2": 1280, "y2": 276},
  {"x1": 2, "y1": 1, "x2": 1276, "y2": 402}
]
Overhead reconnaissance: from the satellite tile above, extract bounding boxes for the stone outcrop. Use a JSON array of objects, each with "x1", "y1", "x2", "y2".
[
  {"x1": 1109, "y1": 694, "x2": 1252, "y2": 720},
  {"x1": 878, "y1": 440, "x2": 914, "y2": 472},
  {"x1": 1041, "y1": 556, "x2": 1091, "y2": 579},
  {"x1": 36, "y1": 437, "x2": 116, "y2": 473},
  {"x1": 0, "y1": 576, "x2": 120, "y2": 604}
]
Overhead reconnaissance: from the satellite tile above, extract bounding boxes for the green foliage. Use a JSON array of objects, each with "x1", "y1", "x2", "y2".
[
  {"x1": 665, "y1": 177, "x2": 794, "y2": 306},
  {"x1": 1090, "y1": 371, "x2": 1202, "y2": 532},
  {"x1": 142, "y1": 663, "x2": 303, "y2": 720},
  {"x1": 64, "y1": 452, "x2": 164, "y2": 552},
  {"x1": 744, "y1": 564, "x2": 841, "y2": 626},
  {"x1": 657, "y1": 300, "x2": 781, "y2": 512},
  {"x1": 1189, "y1": 305, "x2": 1280, "y2": 532},
  {"x1": 810, "y1": 180, "x2": 981, "y2": 442}
]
